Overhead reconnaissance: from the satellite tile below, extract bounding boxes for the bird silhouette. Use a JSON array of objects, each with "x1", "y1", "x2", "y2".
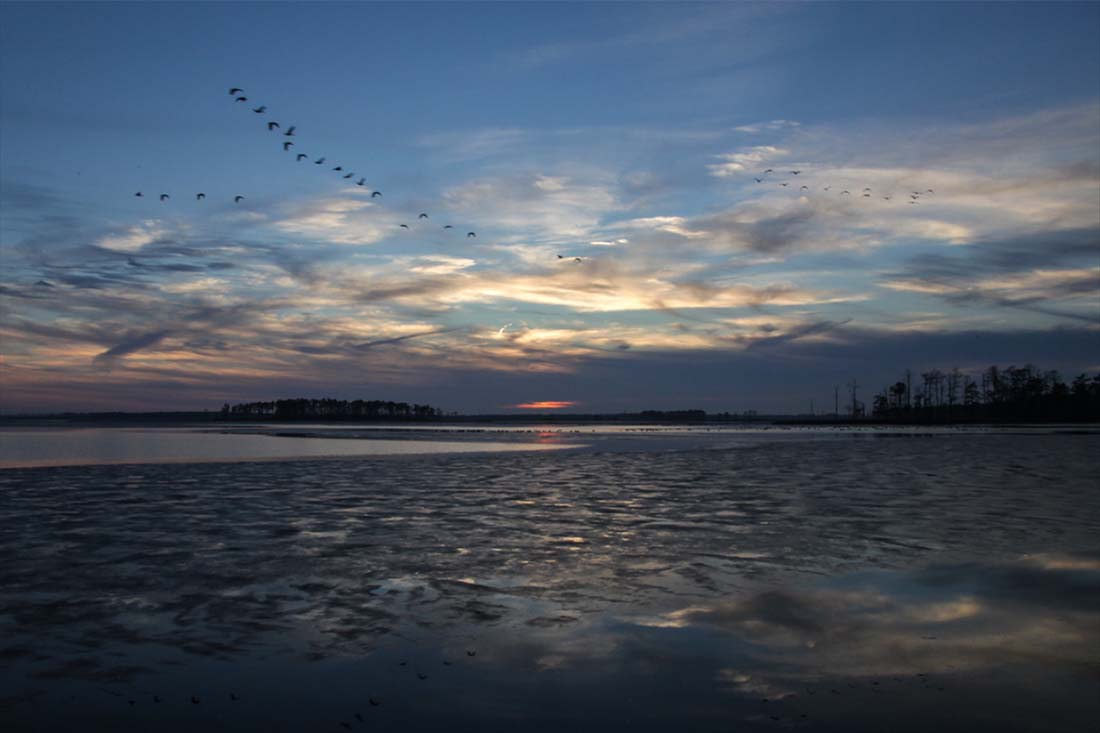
[
  {"x1": 823, "y1": 186, "x2": 831, "y2": 191},
  {"x1": 332, "y1": 166, "x2": 343, "y2": 171},
  {"x1": 926, "y1": 189, "x2": 934, "y2": 193},
  {"x1": 780, "y1": 182, "x2": 789, "y2": 187},
  {"x1": 267, "y1": 121, "x2": 280, "y2": 131},
  {"x1": 443, "y1": 225, "x2": 453, "y2": 229},
  {"x1": 196, "y1": 193, "x2": 205, "y2": 200},
  {"x1": 884, "y1": 196, "x2": 892, "y2": 200},
  {"x1": 356, "y1": 177, "x2": 365, "y2": 185},
  {"x1": 234, "y1": 195, "x2": 244, "y2": 203},
  {"x1": 417, "y1": 672, "x2": 428, "y2": 680},
  {"x1": 355, "y1": 713, "x2": 365, "y2": 722},
  {"x1": 342, "y1": 172, "x2": 353, "y2": 179},
  {"x1": 557, "y1": 254, "x2": 564, "y2": 259},
  {"x1": 283, "y1": 141, "x2": 294, "y2": 151},
  {"x1": 284, "y1": 126, "x2": 296, "y2": 136},
  {"x1": 790, "y1": 170, "x2": 801, "y2": 175},
  {"x1": 754, "y1": 178, "x2": 763, "y2": 183},
  {"x1": 841, "y1": 190, "x2": 850, "y2": 195},
  {"x1": 297, "y1": 153, "x2": 308, "y2": 161},
  {"x1": 230, "y1": 693, "x2": 239, "y2": 701},
  {"x1": 764, "y1": 168, "x2": 774, "y2": 173},
  {"x1": 235, "y1": 96, "x2": 247, "y2": 102},
  {"x1": 252, "y1": 106, "x2": 266, "y2": 114},
  {"x1": 863, "y1": 193, "x2": 871, "y2": 197},
  {"x1": 228, "y1": 88, "x2": 243, "y2": 95},
  {"x1": 369, "y1": 698, "x2": 381, "y2": 707},
  {"x1": 863, "y1": 187, "x2": 872, "y2": 191},
  {"x1": 467, "y1": 231, "x2": 476, "y2": 237},
  {"x1": 191, "y1": 696, "x2": 200, "y2": 704},
  {"x1": 399, "y1": 224, "x2": 409, "y2": 229},
  {"x1": 371, "y1": 191, "x2": 382, "y2": 197},
  {"x1": 418, "y1": 213, "x2": 428, "y2": 219},
  {"x1": 800, "y1": 185, "x2": 809, "y2": 190},
  {"x1": 134, "y1": 192, "x2": 143, "y2": 197},
  {"x1": 314, "y1": 157, "x2": 326, "y2": 164},
  {"x1": 466, "y1": 650, "x2": 476, "y2": 657},
  {"x1": 573, "y1": 257, "x2": 582, "y2": 262},
  {"x1": 160, "y1": 194, "x2": 169, "y2": 201}
]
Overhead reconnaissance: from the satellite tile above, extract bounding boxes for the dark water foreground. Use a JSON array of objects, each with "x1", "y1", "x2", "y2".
[{"x1": 1, "y1": 433, "x2": 1098, "y2": 731}]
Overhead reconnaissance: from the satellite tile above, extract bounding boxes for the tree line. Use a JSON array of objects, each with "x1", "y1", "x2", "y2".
[
  {"x1": 868, "y1": 364, "x2": 1100, "y2": 422},
  {"x1": 222, "y1": 398, "x2": 442, "y2": 420}
]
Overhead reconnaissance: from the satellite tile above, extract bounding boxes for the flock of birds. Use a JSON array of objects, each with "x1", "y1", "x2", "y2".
[
  {"x1": 130, "y1": 87, "x2": 484, "y2": 239},
  {"x1": 751, "y1": 168, "x2": 935, "y2": 203}
]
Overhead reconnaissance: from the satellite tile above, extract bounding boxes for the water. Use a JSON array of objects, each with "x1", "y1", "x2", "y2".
[{"x1": 1, "y1": 427, "x2": 1097, "y2": 730}]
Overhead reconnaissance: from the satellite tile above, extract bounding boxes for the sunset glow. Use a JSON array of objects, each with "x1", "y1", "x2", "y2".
[{"x1": 513, "y1": 401, "x2": 578, "y2": 410}]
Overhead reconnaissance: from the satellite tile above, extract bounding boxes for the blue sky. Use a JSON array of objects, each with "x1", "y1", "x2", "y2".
[{"x1": 1, "y1": 2, "x2": 1098, "y2": 413}]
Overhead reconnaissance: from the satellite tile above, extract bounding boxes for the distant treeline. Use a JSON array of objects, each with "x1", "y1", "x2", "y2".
[
  {"x1": 222, "y1": 398, "x2": 442, "y2": 420},
  {"x1": 869, "y1": 365, "x2": 1100, "y2": 422}
]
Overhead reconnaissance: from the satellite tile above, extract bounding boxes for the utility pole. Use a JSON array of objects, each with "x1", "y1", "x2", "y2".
[
  {"x1": 905, "y1": 369, "x2": 912, "y2": 410},
  {"x1": 849, "y1": 379, "x2": 860, "y2": 418}
]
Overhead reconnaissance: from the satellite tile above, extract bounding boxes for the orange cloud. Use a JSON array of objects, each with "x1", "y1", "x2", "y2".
[{"x1": 513, "y1": 401, "x2": 578, "y2": 410}]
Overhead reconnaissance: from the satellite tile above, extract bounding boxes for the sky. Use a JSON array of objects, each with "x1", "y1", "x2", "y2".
[{"x1": 1, "y1": 1, "x2": 1098, "y2": 414}]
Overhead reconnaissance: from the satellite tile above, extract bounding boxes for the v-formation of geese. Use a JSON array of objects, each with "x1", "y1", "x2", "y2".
[
  {"x1": 752, "y1": 169, "x2": 936, "y2": 204},
  {"x1": 132, "y1": 86, "x2": 481, "y2": 238}
]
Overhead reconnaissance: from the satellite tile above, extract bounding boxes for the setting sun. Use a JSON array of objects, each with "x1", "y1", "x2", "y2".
[{"x1": 513, "y1": 401, "x2": 578, "y2": 410}]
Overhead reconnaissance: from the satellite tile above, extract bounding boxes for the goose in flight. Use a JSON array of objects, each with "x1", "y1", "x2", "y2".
[
  {"x1": 467, "y1": 232, "x2": 476, "y2": 237},
  {"x1": 283, "y1": 126, "x2": 296, "y2": 136},
  {"x1": 557, "y1": 254, "x2": 564, "y2": 259},
  {"x1": 234, "y1": 195, "x2": 245, "y2": 203},
  {"x1": 399, "y1": 224, "x2": 409, "y2": 229},
  {"x1": 134, "y1": 192, "x2": 143, "y2": 197},
  {"x1": 160, "y1": 194, "x2": 170, "y2": 201},
  {"x1": 841, "y1": 190, "x2": 851, "y2": 195},
  {"x1": 234, "y1": 96, "x2": 247, "y2": 103},
  {"x1": 332, "y1": 165, "x2": 343, "y2": 171},
  {"x1": 314, "y1": 157, "x2": 326, "y2": 165},
  {"x1": 196, "y1": 193, "x2": 205, "y2": 200},
  {"x1": 443, "y1": 225, "x2": 453, "y2": 229},
  {"x1": 863, "y1": 192, "x2": 871, "y2": 197},
  {"x1": 418, "y1": 213, "x2": 428, "y2": 219},
  {"x1": 283, "y1": 141, "x2": 293, "y2": 151},
  {"x1": 910, "y1": 194, "x2": 919, "y2": 200},
  {"x1": 790, "y1": 170, "x2": 801, "y2": 175},
  {"x1": 356, "y1": 177, "x2": 365, "y2": 185},
  {"x1": 764, "y1": 168, "x2": 774, "y2": 173},
  {"x1": 371, "y1": 191, "x2": 382, "y2": 198},
  {"x1": 800, "y1": 185, "x2": 809, "y2": 190},
  {"x1": 926, "y1": 189, "x2": 934, "y2": 193},
  {"x1": 883, "y1": 195, "x2": 892, "y2": 200},
  {"x1": 252, "y1": 106, "x2": 267, "y2": 114},
  {"x1": 823, "y1": 186, "x2": 831, "y2": 191},
  {"x1": 754, "y1": 178, "x2": 762, "y2": 183},
  {"x1": 573, "y1": 257, "x2": 582, "y2": 262},
  {"x1": 297, "y1": 153, "x2": 308, "y2": 161},
  {"x1": 228, "y1": 88, "x2": 244, "y2": 95},
  {"x1": 863, "y1": 187, "x2": 872, "y2": 192},
  {"x1": 342, "y1": 172, "x2": 353, "y2": 179},
  {"x1": 267, "y1": 121, "x2": 279, "y2": 131},
  {"x1": 780, "y1": 182, "x2": 789, "y2": 187}
]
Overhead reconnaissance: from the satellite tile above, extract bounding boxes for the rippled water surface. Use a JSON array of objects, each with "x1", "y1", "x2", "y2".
[{"x1": 1, "y1": 429, "x2": 1098, "y2": 731}]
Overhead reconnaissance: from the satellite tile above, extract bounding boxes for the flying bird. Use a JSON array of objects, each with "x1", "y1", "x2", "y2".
[
  {"x1": 332, "y1": 165, "x2": 343, "y2": 171},
  {"x1": 780, "y1": 182, "x2": 789, "y2": 187},
  {"x1": 314, "y1": 157, "x2": 326, "y2": 164},
  {"x1": 573, "y1": 257, "x2": 582, "y2": 262},
  {"x1": 283, "y1": 141, "x2": 293, "y2": 150},
  {"x1": 467, "y1": 231, "x2": 476, "y2": 237},
  {"x1": 284, "y1": 126, "x2": 296, "y2": 136},
  {"x1": 790, "y1": 170, "x2": 801, "y2": 175},
  {"x1": 557, "y1": 254, "x2": 564, "y2": 259},
  {"x1": 863, "y1": 187, "x2": 872, "y2": 191},
  {"x1": 234, "y1": 195, "x2": 244, "y2": 203},
  {"x1": 884, "y1": 196, "x2": 892, "y2": 200},
  {"x1": 399, "y1": 224, "x2": 409, "y2": 229},
  {"x1": 252, "y1": 106, "x2": 266, "y2": 113},
  {"x1": 910, "y1": 194, "x2": 919, "y2": 199},
  {"x1": 764, "y1": 168, "x2": 774, "y2": 173},
  {"x1": 841, "y1": 190, "x2": 850, "y2": 195},
  {"x1": 356, "y1": 177, "x2": 365, "y2": 185},
  {"x1": 863, "y1": 193, "x2": 871, "y2": 197},
  {"x1": 443, "y1": 225, "x2": 453, "y2": 229},
  {"x1": 371, "y1": 191, "x2": 382, "y2": 198},
  {"x1": 754, "y1": 178, "x2": 762, "y2": 183},
  {"x1": 134, "y1": 192, "x2": 143, "y2": 197},
  {"x1": 235, "y1": 96, "x2": 247, "y2": 102},
  {"x1": 296, "y1": 153, "x2": 308, "y2": 161},
  {"x1": 228, "y1": 88, "x2": 243, "y2": 95},
  {"x1": 267, "y1": 121, "x2": 279, "y2": 131},
  {"x1": 926, "y1": 189, "x2": 934, "y2": 193},
  {"x1": 160, "y1": 194, "x2": 169, "y2": 201},
  {"x1": 800, "y1": 185, "x2": 809, "y2": 190},
  {"x1": 196, "y1": 193, "x2": 205, "y2": 200},
  {"x1": 418, "y1": 213, "x2": 428, "y2": 219},
  {"x1": 342, "y1": 172, "x2": 353, "y2": 179},
  {"x1": 824, "y1": 186, "x2": 831, "y2": 191}
]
